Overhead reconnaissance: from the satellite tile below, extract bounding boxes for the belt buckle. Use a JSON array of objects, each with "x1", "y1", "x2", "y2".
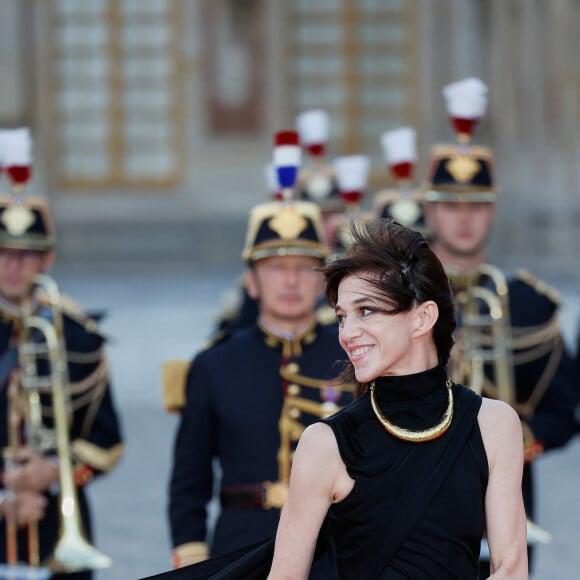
[{"x1": 262, "y1": 480, "x2": 288, "y2": 510}]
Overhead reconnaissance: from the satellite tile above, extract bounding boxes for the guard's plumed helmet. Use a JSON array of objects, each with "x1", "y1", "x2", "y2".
[
  {"x1": 241, "y1": 200, "x2": 329, "y2": 263},
  {"x1": 422, "y1": 144, "x2": 498, "y2": 203},
  {"x1": 423, "y1": 77, "x2": 499, "y2": 203},
  {"x1": 0, "y1": 127, "x2": 54, "y2": 250},
  {"x1": 0, "y1": 195, "x2": 55, "y2": 251},
  {"x1": 242, "y1": 129, "x2": 329, "y2": 263}
]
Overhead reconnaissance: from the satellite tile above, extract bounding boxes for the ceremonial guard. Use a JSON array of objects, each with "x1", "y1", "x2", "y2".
[
  {"x1": 422, "y1": 79, "x2": 578, "y2": 575},
  {"x1": 0, "y1": 129, "x2": 123, "y2": 579},
  {"x1": 373, "y1": 127, "x2": 431, "y2": 238},
  {"x1": 210, "y1": 119, "x2": 345, "y2": 343},
  {"x1": 166, "y1": 132, "x2": 351, "y2": 571}
]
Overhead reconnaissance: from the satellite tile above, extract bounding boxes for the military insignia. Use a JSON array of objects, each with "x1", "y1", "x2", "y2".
[
  {"x1": 445, "y1": 154, "x2": 481, "y2": 183},
  {"x1": 268, "y1": 206, "x2": 308, "y2": 239},
  {"x1": 321, "y1": 382, "x2": 341, "y2": 404},
  {"x1": 1, "y1": 204, "x2": 35, "y2": 235},
  {"x1": 389, "y1": 199, "x2": 422, "y2": 225}
]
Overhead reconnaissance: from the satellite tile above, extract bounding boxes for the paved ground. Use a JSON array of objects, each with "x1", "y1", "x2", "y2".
[{"x1": 49, "y1": 261, "x2": 579, "y2": 580}]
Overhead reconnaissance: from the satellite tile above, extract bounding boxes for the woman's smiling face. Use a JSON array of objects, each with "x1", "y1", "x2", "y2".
[{"x1": 335, "y1": 273, "x2": 422, "y2": 383}]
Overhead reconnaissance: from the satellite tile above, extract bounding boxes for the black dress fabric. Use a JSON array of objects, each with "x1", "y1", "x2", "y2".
[{"x1": 322, "y1": 365, "x2": 488, "y2": 579}]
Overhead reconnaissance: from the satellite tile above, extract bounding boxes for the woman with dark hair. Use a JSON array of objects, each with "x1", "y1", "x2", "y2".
[{"x1": 268, "y1": 219, "x2": 528, "y2": 579}]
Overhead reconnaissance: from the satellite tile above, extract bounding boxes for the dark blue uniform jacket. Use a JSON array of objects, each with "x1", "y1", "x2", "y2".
[{"x1": 168, "y1": 321, "x2": 347, "y2": 558}]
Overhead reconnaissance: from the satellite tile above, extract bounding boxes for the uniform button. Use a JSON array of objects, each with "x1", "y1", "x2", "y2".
[
  {"x1": 289, "y1": 408, "x2": 301, "y2": 419},
  {"x1": 285, "y1": 362, "x2": 300, "y2": 374},
  {"x1": 287, "y1": 384, "x2": 301, "y2": 396}
]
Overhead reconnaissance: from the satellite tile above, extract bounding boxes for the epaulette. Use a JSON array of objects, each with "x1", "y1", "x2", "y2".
[
  {"x1": 515, "y1": 269, "x2": 561, "y2": 306},
  {"x1": 315, "y1": 304, "x2": 337, "y2": 326},
  {"x1": 161, "y1": 359, "x2": 191, "y2": 413},
  {"x1": 58, "y1": 293, "x2": 112, "y2": 339}
]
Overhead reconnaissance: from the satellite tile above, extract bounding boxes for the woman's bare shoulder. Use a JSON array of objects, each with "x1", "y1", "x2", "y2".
[
  {"x1": 478, "y1": 398, "x2": 520, "y2": 430},
  {"x1": 297, "y1": 422, "x2": 338, "y2": 456},
  {"x1": 478, "y1": 398, "x2": 523, "y2": 465}
]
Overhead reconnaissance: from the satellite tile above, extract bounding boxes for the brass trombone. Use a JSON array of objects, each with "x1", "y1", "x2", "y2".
[
  {"x1": 2, "y1": 274, "x2": 112, "y2": 573},
  {"x1": 450, "y1": 263, "x2": 515, "y2": 404},
  {"x1": 449, "y1": 264, "x2": 551, "y2": 545}
]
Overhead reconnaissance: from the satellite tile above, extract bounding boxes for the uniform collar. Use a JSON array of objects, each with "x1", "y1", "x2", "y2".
[
  {"x1": 445, "y1": 267, "x2": 480, "y2": 293},
  {"x1": 258, "y1": 317, "x2": 317, "y2": 357}
]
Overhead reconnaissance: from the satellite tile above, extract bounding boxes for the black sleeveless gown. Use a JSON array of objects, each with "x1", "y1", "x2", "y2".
[
  {"x1": 321, "y1": 365, "x2": 488, "y2": 579},
  {"x1": 142, "y1": 366, "x2": 487, "y2": 580}
]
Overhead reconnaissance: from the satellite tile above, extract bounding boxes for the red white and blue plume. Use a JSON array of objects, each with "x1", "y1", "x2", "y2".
[
  {"x1": 442, "y1": 77, "x2": 488, "y2": 143},
  {"x1": 273, "y1": 130, "x2": 301, "y2": 196},
  {"x1": 263, "y1": 162, "x2": 282, "y2": 200},
  {"x1": 296, "y1": 109, "x2": 330, "y2": 157},
  {"x1": 380, "y1": 127, "x2": 417, "y2": 182}
]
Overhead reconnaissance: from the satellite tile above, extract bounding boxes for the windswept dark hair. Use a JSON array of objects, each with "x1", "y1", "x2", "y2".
[{"x1": 320, "y1": 218, "x2": 456, "y2": 396}]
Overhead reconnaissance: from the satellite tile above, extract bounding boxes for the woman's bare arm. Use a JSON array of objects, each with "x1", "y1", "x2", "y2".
[
  {"x1": 268, "y1": 422, "x2": 353, "y2": 580},
  {"x1": 479, "y1": 398, "x2": 528, "y2": 578}
]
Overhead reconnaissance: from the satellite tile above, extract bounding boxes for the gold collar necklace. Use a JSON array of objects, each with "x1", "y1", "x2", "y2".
[{"x1": 369, "y1": 377, "x2": 454, "y2": 443}]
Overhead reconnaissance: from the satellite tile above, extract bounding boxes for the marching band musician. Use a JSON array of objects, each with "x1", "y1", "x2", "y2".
[
  {"x1": 0, "y1": 190, "x2": 124, "y2": 579},
  {"x1": 166, "y1": 133, "x2": 351, "y2": 573},
  {"x1": 422, "y1": 78, "x2": 578, "y2": 576}
]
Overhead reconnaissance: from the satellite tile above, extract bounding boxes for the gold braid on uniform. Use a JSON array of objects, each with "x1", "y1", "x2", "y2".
[
  {"x1": 65, "y1": 349, "x2": 105, "y2": 364},
  {"x1": 34, "y1": 355, "x2": 110, "y2": 416},
  {"x1": 78, "y1": 357, "x2": 111, "y2": 438},
  {"x1": 279, "y1": 365, "x2": 354, "y2": 394},
  {"x1": 259, "y1": 318, "x2": 317, "y2": 358},
  {"x1": 511, "y1": 320, "x2": 563, "y2": 419},
  {"x1": 450, "y1": 266, "x2": 565, "y2": 411},
  {"x1": 474, "y1": 306, "x2": 563, "y2": 417},
  {"x1": 509, "y1": 317, "x2": 561, "y2": 362}
]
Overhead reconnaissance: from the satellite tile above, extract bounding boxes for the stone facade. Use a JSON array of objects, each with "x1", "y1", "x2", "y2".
[{"x1": 0, "y1": 0, "x2": 577, "y2": 277}]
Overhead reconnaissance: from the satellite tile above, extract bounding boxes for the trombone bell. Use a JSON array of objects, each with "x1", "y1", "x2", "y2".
[{"x1": 51, "y1": 533, "x2": 112, "y2": 572}]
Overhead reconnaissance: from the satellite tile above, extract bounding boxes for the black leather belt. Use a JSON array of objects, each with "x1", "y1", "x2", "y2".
[{"x1": 220, "y1": 481, "x2": 288, "y2": 510}]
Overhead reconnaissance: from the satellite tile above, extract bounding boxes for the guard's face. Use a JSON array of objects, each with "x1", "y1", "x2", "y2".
[
  {"x1": 425, "y1": 201, "x2": 495, "y2": 258},
  {"x1": 335, "y1": 274, "x2": 427, "y2": 383},
  {"x1": 246, "y1": 255, "x2": 324, "y2": 329},
  {"x1": 0, "y1": 248, "x2": 53, "y2": 305}
]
